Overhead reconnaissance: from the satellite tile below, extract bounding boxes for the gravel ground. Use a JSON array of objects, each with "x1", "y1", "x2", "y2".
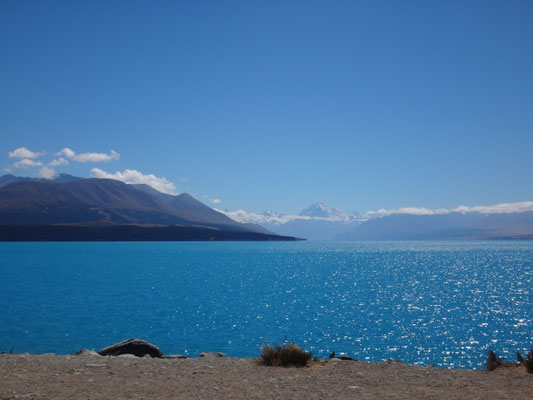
[{"x1": 1, "y1": 353, "x2": 532, "y2": 399}]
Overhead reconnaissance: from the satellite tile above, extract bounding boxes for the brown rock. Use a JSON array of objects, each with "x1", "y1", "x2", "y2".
[{"x1": 97, "y1": 338, "x2": 162, "y2": 358}]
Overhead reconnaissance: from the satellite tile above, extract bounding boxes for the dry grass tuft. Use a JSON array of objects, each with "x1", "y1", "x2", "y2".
[
  {"x1": 486, "y1": 348, "x2": 533, "y2": 373},
  {"x1": 525, "y1": 348, "x2": 533, "y2": 374},
  {"x1": 516, "y1": 350, "x2": 524, "y2": 363},
  {"x1": 259, "y1": 343, "x2": 312, "y2": 367},
  {"x1": 486, "y1": 350, "x2": 503, "y2": 371}
]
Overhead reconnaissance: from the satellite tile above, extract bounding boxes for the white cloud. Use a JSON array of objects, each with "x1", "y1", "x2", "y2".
[
  {"x1": 219, "y1": 200, "x2": 533, "y2": 226},
  {"x1": 55, "y1": 148, "x2": 76, "y2": 158},
  {"x1": 451, "y1": 202, "x2": 533, "y2": 214},
  {"x1": 364, "y1": 201, "x2": 533, "y2": 217},
  {"x1": 180, "y1": 177, "x2": 189, "y2": 182},
  {"x1": 49, "y1": 157, "x2": 69, "y2": 166},
  {"x1": 365, "y1": 207, "x2": 444, "y2": 217},
  {"x1": 91, "y1": 168, "x2": 177, "y2": 195},
  {"x1": 216, "y1": 209, "x2": 344, "y2": 225},
  {"x1": 216, "y1": 209, "x2": 274, "y2": 224},
  {"x1": 211, "y1": 198, "x2": 221, "y2": 204},
  {"x1": 56, "y1": 148, "x2": 120, "y2": 163},
  {"x1": 38, "y1": 166, "x2": 57, "y2": 179},
  {"x1": 9, "y1": 147, "x2": 44, "y2": 159},
  {"x1": 13, "y1": 159, "x2": 43, "y2": 168},
  {"x1": 4, "y1": 167, "x2": 12, "y2": 173}
]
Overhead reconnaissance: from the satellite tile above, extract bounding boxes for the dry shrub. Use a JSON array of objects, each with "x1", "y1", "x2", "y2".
[
  {"x1": 259, "y1": 343, "x2": 312, "y2": 367},
  {"x1": 486, "y1": 350, "x2": 503, "y2": 371},
  {"x1": 516, "y1": 350, "x2": 524, "y2": 363},
  {"x1": 525, "y1": 348, "x2": 533, "y2": 374}
]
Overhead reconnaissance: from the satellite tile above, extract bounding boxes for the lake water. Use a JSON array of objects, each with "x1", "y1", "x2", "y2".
[{"x1": 1, "y1": 241, "x2": 531, "y2": 368}]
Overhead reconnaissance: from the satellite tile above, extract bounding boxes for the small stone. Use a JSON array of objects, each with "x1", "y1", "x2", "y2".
[
  {"x1": 75, "y1": 349, "x2": 100, "y2": 357},
  {"x1": 21, "y1": 393, "x2": 41, "y2": 398},
  {"x1": 200, "y1": 352, "x2": 227, "y2": 358},
  {"x1": 337, "y1": 356, "x2": 356, "y2": 361}
]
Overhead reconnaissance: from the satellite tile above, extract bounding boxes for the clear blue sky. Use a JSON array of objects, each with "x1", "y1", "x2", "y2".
[{"x1": 1, "y1": 0, "x2": 532, "y2": 214}]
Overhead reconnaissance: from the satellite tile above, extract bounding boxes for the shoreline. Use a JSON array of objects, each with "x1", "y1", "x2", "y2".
[{"x1": 1, "y1": 352, "x2": 532, "y2": 399}]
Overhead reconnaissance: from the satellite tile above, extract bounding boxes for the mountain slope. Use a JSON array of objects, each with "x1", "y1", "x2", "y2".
[
  {"x1": 169, "y1": 193, "x2": 239, "y2": 225},
  {"x1": 0, "y1": 179, "x2": 193, "y2": 226},
  {"x1": 131, "y1": 183, "x2": 177, "y2": 204},
  {"x1": 0, "y1": 177, "x2": 268, "y2": 233},
  {"x1": 0, "y1": 181, "x2": 101, "y2": 225},
  {"x1": 133, "y1": 183, "x2": 271, "y2": 233}
]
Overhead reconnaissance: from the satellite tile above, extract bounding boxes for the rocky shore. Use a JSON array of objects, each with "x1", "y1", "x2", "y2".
[{"x1": 1, "y1": 351, "x2": 532, "y2": 399}]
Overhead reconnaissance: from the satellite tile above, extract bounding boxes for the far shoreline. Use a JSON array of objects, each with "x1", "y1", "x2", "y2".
[{"x1": 0, "y1": 225, "x2": 305, "y2": 242}]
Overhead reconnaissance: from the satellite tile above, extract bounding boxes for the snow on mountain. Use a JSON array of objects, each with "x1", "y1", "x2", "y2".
[
  {"x1": 299, "y1": 201, "x2": 359, "y2": 221},
  {"x1": 220, "y1": 202, "x2": 361, "y2": 226},
  {"x1": 218, "y1": 200, "x2": 533, "y2": 240},
  {"x1": 218, "y1": 202, "x2": 363, "y2": 240}
]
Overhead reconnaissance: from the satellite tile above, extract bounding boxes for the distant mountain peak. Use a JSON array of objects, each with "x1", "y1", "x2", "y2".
[
  {"x1": 261, "y1": 209, "x2": 283, "y2": 218},
  {"x1": 298, "y1": 201, "x2": 345, "y2": 218},
  {"x1": 299, "y1": 202, "x2": 330, "y2": 217}
]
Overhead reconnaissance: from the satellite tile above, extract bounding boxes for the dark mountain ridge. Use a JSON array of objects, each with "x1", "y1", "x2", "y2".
[
  {"x1": 0, "y1": 173, "x2": 81, "y2": 188},
  {"x1": 0, "y1": 175, "x2": 296, "y2": 240}
]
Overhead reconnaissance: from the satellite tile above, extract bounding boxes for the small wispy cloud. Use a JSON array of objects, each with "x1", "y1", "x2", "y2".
[
  {"x1": 49, "y1": 157, "x2": 69, "y2": 166},
  {"x1": 91, "y1": 168, "x2": 177, "y2": 195},
  {"x1": 38, "y1": 166, "x2": 57, "y2": 179},
  {"x1": 9, "y1": 147, "x2": 44, "y2": 159},
  {"x1": 13, "y1": 159, "x2": 43, "y2": 168},
  {"x1": 210, "y1": 198, "x2": 221, "y2": 204},
  {"x1": 56, "y1": 148, "x2": 120, "y2": 163}
]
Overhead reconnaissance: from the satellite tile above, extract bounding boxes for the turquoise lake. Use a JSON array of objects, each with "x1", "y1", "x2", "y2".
[{"x1": 1, "y1": 241, "x2": 531, "y2": 369}]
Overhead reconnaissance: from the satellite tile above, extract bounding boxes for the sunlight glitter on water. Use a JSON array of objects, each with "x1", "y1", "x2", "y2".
[{"x1": 1, "y1": 241, "x2": 532, "y2": 369}]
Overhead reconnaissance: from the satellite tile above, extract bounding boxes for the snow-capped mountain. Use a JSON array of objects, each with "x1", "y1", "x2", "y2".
[
  {"x1": 299, "y1": 201, "x2": 359, "y2": 221},
  {"x1": 219, "y1": 202, "x2": 364, "y2": 240},
  {"x1": 219, "y1": 200, "x2": 533, "y2": 241}
]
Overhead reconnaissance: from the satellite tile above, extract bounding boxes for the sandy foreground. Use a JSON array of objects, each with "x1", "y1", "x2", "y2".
[{"x1": 1, "y1": 353, "x2": 532, "y2": 400}]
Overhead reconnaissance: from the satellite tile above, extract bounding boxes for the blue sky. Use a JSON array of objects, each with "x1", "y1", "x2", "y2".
[{"x1": 1, "y1": 0, "x2": 532, "y2": 214}]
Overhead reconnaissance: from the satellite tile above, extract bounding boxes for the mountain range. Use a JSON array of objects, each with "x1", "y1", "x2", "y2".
[
  {"x1": 2, "y1": 174, "x2": 532, "y2": 241},
  {"x1": 222, "y1": 201, "x2": 533, "y2": 241},
  {"x1": 220, "y1": 202, "x2": 364, "y2": 240},
  {"x1": 0, "y1": 174, "x2": 296, "y2": 241}
]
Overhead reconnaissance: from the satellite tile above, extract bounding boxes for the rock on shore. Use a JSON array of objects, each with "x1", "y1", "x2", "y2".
[{"x1": 97, "y1": 338, "x2": 163, "y2": 358}]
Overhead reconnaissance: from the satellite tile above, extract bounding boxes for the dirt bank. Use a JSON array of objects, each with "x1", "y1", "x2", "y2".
[{"x1": 1, "y1": 353, "x2": 532, "y2": 399}]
